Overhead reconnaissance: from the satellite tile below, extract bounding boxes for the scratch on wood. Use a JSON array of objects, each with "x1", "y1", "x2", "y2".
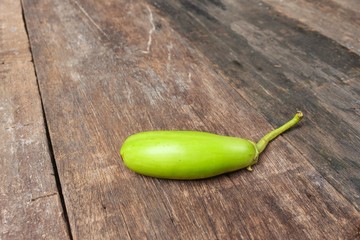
[
  {"x1": 72, "y1": 0, "x2": 109, "y2": 39},
  {"x1": 260, "y1": 85, "x2": 271, "y2": 96},
  {"x1": 166, "y1": 42, "x2": 173, "y2": 71},
  {"x1": 4, "y1": 122, "x2": 32, "y2": 130},
  {"x1": 31, "y1": 192, "x2": 57, "y2": 202},
  {"x1": 167, "y1": 42, "x2": 173, "y2": 61},
  {"x1": 142, "y1": 6, "x2": 156, "y2": 54}
]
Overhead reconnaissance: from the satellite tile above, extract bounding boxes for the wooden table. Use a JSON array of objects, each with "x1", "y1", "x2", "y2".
[{"x1": 1, "y1": 0, "x2": 360, "y2": 239}]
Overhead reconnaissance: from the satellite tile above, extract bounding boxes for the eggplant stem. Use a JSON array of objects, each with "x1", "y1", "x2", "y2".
[{"x1": 256, "y1": 111, "x2": 303, "y2": 154}]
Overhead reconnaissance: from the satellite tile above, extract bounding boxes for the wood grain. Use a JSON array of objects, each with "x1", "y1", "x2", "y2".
[
  {"x1": 262, "y1": 0, "x2": 360, "y2": 55},
  {"x1": 22, "y1": 0, "x2": 360, "y2": 239},
  {"x1": 147, "y1": 0, "x2": 360, "y2": 211},
  {"x1": 0, "y1": 0, "x2": 70, "y2": 239}
]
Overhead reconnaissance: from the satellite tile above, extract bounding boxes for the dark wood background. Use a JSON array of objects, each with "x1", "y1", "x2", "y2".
[{"x1": 1, "y1": 0, "x2": 360, "y2": 239}]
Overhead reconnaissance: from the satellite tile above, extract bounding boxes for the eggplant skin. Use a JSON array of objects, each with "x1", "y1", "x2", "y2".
[{"x1": 120, "y1": 131, "x2": 258, "y2": 180}]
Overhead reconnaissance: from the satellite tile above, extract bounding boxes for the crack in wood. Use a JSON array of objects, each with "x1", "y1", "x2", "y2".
[{"x1": 31, "y1": 192, "x2": 58, "y2": 202}]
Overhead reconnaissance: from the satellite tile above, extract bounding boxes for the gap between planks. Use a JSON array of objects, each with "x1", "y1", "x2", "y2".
[{"x1": 20, "y1": 1, "x2": 74, "y2": 239}]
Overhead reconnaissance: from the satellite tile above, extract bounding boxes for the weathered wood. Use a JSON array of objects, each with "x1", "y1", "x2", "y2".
[
  {"x1": 0, "y1": 0, "x2": 70, "y2": 239},
  {"x1": 262, "y1": 0, "x2": 360, "y2": 55},
  {"x1": 22, "y1": 0, "x2": 360, "y2": 239},
  {"x1": 147, "y1": 0, "x2": 360, "y2": 211}
]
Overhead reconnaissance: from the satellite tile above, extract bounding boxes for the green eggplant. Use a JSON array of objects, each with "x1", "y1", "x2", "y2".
[{"x1": 120, "y1": 112, "x2": 303, "y2": 179}]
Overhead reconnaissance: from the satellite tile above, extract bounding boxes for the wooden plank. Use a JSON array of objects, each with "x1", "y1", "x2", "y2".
[
  {"x1": 147, "y1": 0, "x2": 360, "y2": 210},
  {"x1": 261, "y1": 0, "x2": 360, "y2": 55},
  {"x1": 22, "y1": 0, "x2": 360, "y2": 239},
  {"x1": 0, "y1": 0, "x2": 70, "y2": 239}
]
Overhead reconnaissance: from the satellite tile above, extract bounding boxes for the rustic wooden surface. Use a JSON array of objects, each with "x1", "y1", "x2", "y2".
[
  {"x1": 2, "y1": 0, "x2": 359, "y2": 239},
  {"x1": 0, "y1": 0, "x2": 70, "y2": 239},
  {"x1": 147, "y1": 0, "x2": 360, "y2": 211},
  {"x1": 261, "y1": 0, "x2": 360, "y2": 55}
]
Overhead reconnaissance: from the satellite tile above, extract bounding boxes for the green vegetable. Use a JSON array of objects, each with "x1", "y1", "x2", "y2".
[{"x1": 120, "y1": 112, "x2": 303, "y2": 179}]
